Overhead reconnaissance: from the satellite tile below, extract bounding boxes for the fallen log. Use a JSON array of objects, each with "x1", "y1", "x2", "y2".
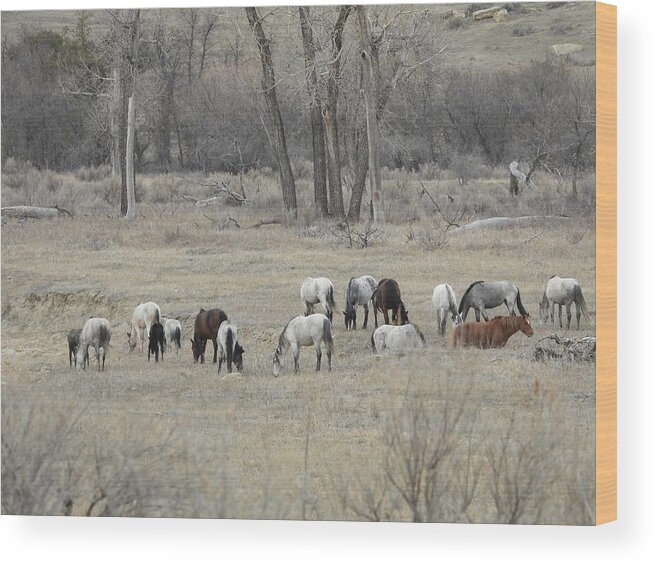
[
  {"x1": 472, "y1": 6, "x2": 504, "y2": 20},
  {"x1": 451, "y1": 215, "x2": 574, "y2": 233},
  {"x1": 1, "y1": 205, "x2": 72, "y2": 219},
  {"x1": 533, "y1": 334, "x2": 596, "y2": 362}
]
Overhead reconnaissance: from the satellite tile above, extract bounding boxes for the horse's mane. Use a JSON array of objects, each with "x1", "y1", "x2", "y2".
[
  {"x1": 277, "y1": 316, "x2": 297, "y2": 350},
  {"x1": 447, "y1": 286, "x2": 457, "y2": 314},
  {"x1": 458, "y1": 281, "x2": 484, "y2": 313},
  {"x1": 548, "y1": 275, "x2": 557, "y2": 279}
]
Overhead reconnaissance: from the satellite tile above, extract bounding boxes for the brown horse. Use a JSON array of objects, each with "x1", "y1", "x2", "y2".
[
  {"x1": 453, "y1": 315, "x2": 534, "y2": 348},
  {"x1": 373, "y1": 278, "x2": 409, "y2": 327},
  {"x1": 191, "y1": 308, "x2": 228, "y2": 363}
]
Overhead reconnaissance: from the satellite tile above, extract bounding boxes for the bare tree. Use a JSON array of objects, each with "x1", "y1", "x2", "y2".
[
  {"x1": 246, "y1": 7, "x2": 297, "y2": 217},
  {"x1": 299, "y1": 6, "x2": 328, "y2": 217},
  {"x1": 125, "y1": 9, "x2": 140, "y2": 220},
  {"x1": 357, "y1": 6, "x2": 385, "y2": 223}
]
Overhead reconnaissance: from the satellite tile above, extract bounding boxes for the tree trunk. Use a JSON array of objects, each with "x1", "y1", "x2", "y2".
[
  {"x1": 323, "y1": 5, "x2": 352, "y2": 219},
  {"x1": 357, "y1": 6, "x2": 385, "y2": 223},
  {"x1": 298, "y1": 7, "x2": 328, "y2": 218},
  {"x1": 110, "y1": 67, "x2": 121, "y2": 177},
  {"x1": 124, "y1": 9, "x2": 140, "y2": 220},
  {"x1": 246, "y1": 7, "x2": 297, "y2": 217},
  {"x1": 125, "y1": 95, "x2": 137, "y2": 220},
  {"x1": 347, "y1": 123, "x2": 369, "y2": 222}
]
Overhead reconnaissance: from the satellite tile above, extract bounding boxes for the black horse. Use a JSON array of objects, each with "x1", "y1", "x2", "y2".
[{"x1": 148, "y1": 322, "x2": 165, "y2": 362}]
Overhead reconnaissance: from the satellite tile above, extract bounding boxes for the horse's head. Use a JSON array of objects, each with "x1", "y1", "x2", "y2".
[
  {"x1": 272, "y1": 347, "x2": 285, "y2": 377},
  {"x1": 519, "y1": 314, "x2": 534, "y2": 337},
  {"x1": 234, "y1": 343, "x2": 245, "y2": 372},
  {"x1": 127, "y1": 332, "x2": 137, "y2": 352},
  {"x1": 452, "y1": 312, "x2": 463, "y2": 327},
  {"x1": 190, "y1": 338, "x2": 204, "y2": 363},
  {"x1": 343, "y1": 309, "x2": 356, "y2": 331},
  {"x1": 539, "y1": 293, "x2": 550, "y2": 323},
  {"x1": 400, "y1": 303, "x2": 410, "y2": 325}
]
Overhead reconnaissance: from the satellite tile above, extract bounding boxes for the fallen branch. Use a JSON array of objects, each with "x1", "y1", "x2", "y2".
[
  {"x1": 247, "y1": 218, "x2": 283, "y2": 229},
  {"x1": 1, "y1": 205, "x2": 72, "y2": 219},
  {"x1": 417, "y1": 181, "x2": 465, "y2": 230},
  {"x1": 533, "y1": 334, "x2": 596, "y2": 362},
  {"x1": 179, "y1": 176, "x2": 247, "y2": 206},
  {"x1": 451, "y1": 215, "x2": 574, "y2": 233}
]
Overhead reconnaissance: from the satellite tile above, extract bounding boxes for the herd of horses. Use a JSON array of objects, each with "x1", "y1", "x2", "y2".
[{"x1": 67, "y1": 275, "x2": 591, "y2": 375}]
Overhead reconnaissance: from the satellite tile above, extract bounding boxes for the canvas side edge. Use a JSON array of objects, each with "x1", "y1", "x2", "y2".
[{"x1": 595, "y1": 1, "x2": 617, "y2": 526}]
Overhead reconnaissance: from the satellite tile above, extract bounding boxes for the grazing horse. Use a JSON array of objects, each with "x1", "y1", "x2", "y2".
[
  {"x1": 370, "y1": 323, "x2": 426, "y2": 354},
  {"x1": 343, "y1": 275, "x2": 378, "y2": 331},
  {"x1": 148, "y1": 322, "x2": 165, "y2": 362},
  {"x1": 77, "y1": 317, "x2": 112, "y2": 371},
  {"x1": 301, "y1": 277, "x2": 336, "y2": 322},
  {"x1": 191, "y1": 308, "x2": 227, "y2": 363},
  {"x1": 273, "y1": 313, "x2": 334, "y2": 376},
  {"x1": 160, "y1": 317, "x2": 182, "y2": 353},
  {"x1": 217, "y1": 320, "x2": 245, "y2": 374},
  {"x1": 127, "y1": 301, "x2": 161, "y2": 352},
  {"x1": 458, "y1": 281, "x2": 527, "y2": 322},
  {"x1": 539, "y1": 276, "x2": 591, "y2": 330},
  {"x1": 67, "y1": 328, "x2": 82, "y2": 367},
  {"x1": 453, "y1": 315, "x2": 534, "y2": 348},
  {"x1": 372, "y1": 278, "x2": 409, "y2": 327},
  {"x1": 432, "y1": 283, "x2": 462, "y2": 336}
]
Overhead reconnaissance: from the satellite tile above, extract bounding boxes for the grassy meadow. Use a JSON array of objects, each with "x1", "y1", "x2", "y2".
[{"x1": 1, "y1": 164, "x2": 596, "y2": 523}]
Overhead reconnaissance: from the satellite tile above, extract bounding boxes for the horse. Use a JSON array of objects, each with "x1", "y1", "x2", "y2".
[
  {"x1": 370, "y1": 323, "x2": 426, "y2": 354},
  {"x1": 191, "y1": 308, "x2": 227, "y2": 363},
  {"x1": 77, "y1": 317, "x2": 112, "y2": 371},
  {"x1": 67, "y1": 328, "x2": 82, "y2": 367},
  {"x1": 453, "y1": 315, "x2": 534, "y2": 349},
  {"x1": 217, "y1": 320, "x2": 245, "y2": 374},
  {"x1": 301, "y1": 277, "x2": 336, "y2": 322},
  {"x1": 539, "y1": 276, "x2": 591, "y2": 330},
  {"x1": 372, "y1": 278, "x2": 409, "y2": 327},
  {"x1": 273, "y1": 313, "x2": 334, "y2": 377},
  {"x1": 127, "y1": 301, "x2": 161, "y2": 352},
  {"x1": 148, "y1": 322, "x2": 165, "y2": 362},
  {"x1": 160, "y1": 317, "x2": 182, "y2": 353},
  {"x1": 343, "y1": 275, "x2": 377, "y2": 331},
  {"x1": 432, "y1": 283, "x2": 462, "y2": 336},
  {"x1": 458, "y1": 281, "x2": 527, "y2": 322}
]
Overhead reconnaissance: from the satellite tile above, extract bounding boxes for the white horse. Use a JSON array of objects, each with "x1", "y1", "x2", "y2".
[
  {"x1": 370, "y1": 323, "x2": 426, "y2": 354},
  {"x1": 160, "y1": 317, "x2": 182, "y2": 353},
  {"x1": 343, "y1": 275, "x2": 378, "y2": 331},
  {"x1": 127, "y1": 301, "x2": 161, "y2": 352},
  {"x1": 432, "y1": 283, "x2": 462, "y2": 336},
  {"x1": 77, "y1": 317, "x2": 112, "y2": 371},
  {"x1": 273, "y1": 313, "x2": 334, "y2": 376},
  {"x1": 539, "y1": 276, "x2": 591, "y2": 330},
  {"x1": 217, "y1": 320, "x2": 244, "y2": 374},
  {"x1": 301, "y1": 277, "x2": 336, "y2": 322}
]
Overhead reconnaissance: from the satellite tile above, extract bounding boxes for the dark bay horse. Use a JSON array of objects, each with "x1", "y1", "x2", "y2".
[
  {"x1": 453, "y1": 315, "x2": 534, "y2": 348},
  {"x1": 191, "y1": 308, "x2": 227, "y2": 363},
  {"x1": 373, "y1": 278, "x2": 409, "y2": 327}
]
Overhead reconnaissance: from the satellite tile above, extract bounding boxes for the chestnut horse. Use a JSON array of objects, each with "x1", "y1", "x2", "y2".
[
  {"x1": 453, "y1": 315, "x2": 534, "y2": 348},
  {"x1": 372, "y1": 278, "x2": 409, "y2": 327},
  {"x1": 191, "y1": 308, "x2": 228, "y2": 363}
]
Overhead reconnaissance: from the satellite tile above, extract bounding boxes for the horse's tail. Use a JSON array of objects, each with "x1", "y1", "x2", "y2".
[
  {"x1": 328, "y1": 284, "x2": 336, "y2": 310},
  {"x1": 98, "y1": 324, "x2": 110, "y2": 348},
  {"x1": 323, "y1": 317, "x2": 335, "y2": 357},
  {"x1": 370, "y1": 331, "x2": 376, "y2": 352},
  {"x1": 154, "y1": 307, "x2": 160, "y2": 324},
  {"x1": 415, "y1": 324, "x2": 427, "y2": 345},
  {"x1": 574, "y1": 284, "x2": 591, "y2": 322},
  {"x1": 174, "y1": 327, "x2": 181, "y2": 350},
  {"x1": 459, "y1": 281, "x2": 482, "y2": 314},
  {"x1": 447, "y1": 285, "x2": 458, "y2": 317},
  {"x1": 515, "y1": 287, "x2": 527, "y2": 316},
  {"x1": 225, "y1": 326, "x2": 234, "y2": 367}
]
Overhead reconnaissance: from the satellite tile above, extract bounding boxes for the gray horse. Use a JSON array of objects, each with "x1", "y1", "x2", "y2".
[
  {"x1": 539, "y1": 275, "x2": 591, "y2": 330},
  {"x1": 343, "y1": 275, "x2": 377, "y2": 331},
  {"x1": 273, "y1": 313, "x2": 334, "y2": 376},
  {"x1": 458, "y1": 280, "x2": 527, "y2": 322}
]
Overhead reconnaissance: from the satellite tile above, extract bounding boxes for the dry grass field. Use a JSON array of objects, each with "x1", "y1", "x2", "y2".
[{"x1": 1, "y1": 168, "x2": 596, "y2": 523}]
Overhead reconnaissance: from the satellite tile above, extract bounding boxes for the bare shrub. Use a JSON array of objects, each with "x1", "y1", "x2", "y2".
[
  {"x1": 511, "y1": 24, "x2": 534, "y2": 37},
  {"x1": 447, "y1": 16, "x2": 466, "y2": 30}
]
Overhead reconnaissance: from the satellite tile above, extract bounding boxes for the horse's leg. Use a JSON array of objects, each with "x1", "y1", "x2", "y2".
[
  {"x1": 566, "y1": 303, "x2": 572, "y2": 330},
  {"x1": 315, "y1": 341, "x2": 322, "y2": 372},
  {"x1": 558, "y1": 304, "x2": 563, "y2": 328},
  {"x1": 95, "y1": 346, "x2": 101, "y2": 371},
  {"x1": 550, "y1": 302, "x2": 555, "y2": 324},
  {"x1": 480, "y1": 308, "x2": 489, "y2": 322},
  {"x1": 102, "y1": 347, "x2": 106, "y2": 371},
  {"x1": 374, "y1": 305, "x2": 379, "y2": 328},
  {"x1": 362, "y1": 305, "x2": 368, "y2": 329},
  {"x1": 291, "y1": 343, "x2": 300, "y2": 373},
  {"x1": 326, "y1": 339, "x2": 332, "y2": 371},
  {"x1": 576, "y1": 302, "x2": 581, "y2": 330},
  {"x1": 218, "y1": 355, "x2": 223, "y2": 374},
  {"x1": 383, "y1": 309, "x2": 390, "y2": 325},
  {"x1": 474, "y1": 308, "x2": 480, "y2": 322}
]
